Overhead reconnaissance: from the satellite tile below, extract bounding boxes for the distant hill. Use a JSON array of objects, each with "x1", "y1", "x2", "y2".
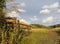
[
  {"x1": 31, "y1": 24, "x2": 60, "y2": 29},
  {"x1": 31, "y1": 24, "x2": 48, "y2": 28},
  {"x1": 49, "y1": 24, "x2": 60, "y2": 28}
]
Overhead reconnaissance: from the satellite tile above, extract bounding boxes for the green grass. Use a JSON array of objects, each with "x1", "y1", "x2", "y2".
[{"x1": 18, "y1": 28, "x2": 59, "y2": 44}]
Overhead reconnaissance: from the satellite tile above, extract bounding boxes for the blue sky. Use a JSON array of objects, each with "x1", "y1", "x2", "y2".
[{"x1": 7, "y1": 0, "x2": 60, "y2": 26}]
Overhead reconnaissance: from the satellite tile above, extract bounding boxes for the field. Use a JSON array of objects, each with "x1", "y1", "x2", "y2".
[{"x1": 18, "y1": 28, "x2": 60, "y2": 44}]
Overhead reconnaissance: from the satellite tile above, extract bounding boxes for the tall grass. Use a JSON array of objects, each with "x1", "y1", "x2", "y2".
[{"x1": 18, "y1": 29, "x2": 59, "y2": 44}]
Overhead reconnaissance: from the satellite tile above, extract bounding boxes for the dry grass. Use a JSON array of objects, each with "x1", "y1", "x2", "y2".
[{"x1": 18, "y1": 28, "x2": 59, "y2": 44}]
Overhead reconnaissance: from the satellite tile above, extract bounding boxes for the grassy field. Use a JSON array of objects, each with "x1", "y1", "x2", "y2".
[{"x1": 18, "y1": 28, "x2": 60, "y2": 44}]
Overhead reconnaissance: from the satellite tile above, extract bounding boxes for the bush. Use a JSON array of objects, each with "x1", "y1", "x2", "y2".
[{"x1": 56, "y1": 29, "x2": 60, "y2": 36}]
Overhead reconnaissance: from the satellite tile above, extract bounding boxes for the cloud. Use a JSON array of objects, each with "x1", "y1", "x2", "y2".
[
  {"x1": 42, "y1": 2, "x2": 59, "y2": 9},
  {"x1": 42, "y1": 16, "x2": 54, "y2": 23},
  {"x1": 20, "y1": 19, "x2": 30, "y2": 25},
  {"x1": 20, "y1": 2, "x2": 26, "y2": 7},
  {"x1": 42, "y1": 5, "x2": 49, "y2": 9},
  {"x1": 57, "y1": 9, "x2": 60, "y2": 12},
  {"x1": 50, "y1": 2, "x2": 59, "y2": 9},
  {"x1": 40, "y1": 9, "x2": 50, "y2": 14},
  {"x1": 18, "y1": 9, "x2": 26, "y2": 13},
  {"x1": 30, "y1": 16, "x2": 38, "y2": 21},
  {"x1": 40, "y1": 2, "x2": 60, "y2": 14},
  {"x1": 6, "y1": 11, "x2": 18, "y2": 17},
  {"x1": 6, "y1": 9, "x2": 26, "y2": 17},
  {"x1": 6, "y1": 2, "x2": 26, "y2": 7}
]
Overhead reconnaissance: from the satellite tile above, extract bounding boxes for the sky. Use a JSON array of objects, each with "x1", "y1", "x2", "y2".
[{"x1": 6, "y1": 0, "x2": 60, "y2": 26}]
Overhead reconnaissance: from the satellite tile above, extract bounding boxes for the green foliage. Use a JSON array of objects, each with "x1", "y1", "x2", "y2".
[
  {"x1": 49, "y1": 24, "x2": 60, "y2": 28},
  {"x1": 0, "y1": 0, "x2": 5, "y2": 8},
  {"x1": 0, "y1": 0, "x2": 6, "y2": 23},
  {"x1": 56, "y1": 29, "x2": 60, "y2": 36}
]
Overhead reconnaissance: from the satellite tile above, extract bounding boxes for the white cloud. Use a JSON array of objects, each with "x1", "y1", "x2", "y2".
[
  {"x1": 6, "y1": 1, "x2": 26, "y2": 8},
  {"x1": 43, "y1": 16, "x2": 54, "y2": 23},
  {"x1": 30, "y1": 16, "x2": 38, "y2": 21},
  {"x1": 40, "y1": 9, "x2": 50, "y2": 14},
  {"x1": 20, "y1": 19, "x2": 30, "y2": 25},
  {"x1": 11, "y1": 11, "x2": 16, "y2": 13},
  {"x1": 57, "y1": 9, "x2": 60, "y2": 12},
  {"x1": 40, "y1": 2, "x2": 60, "y2": 14},
  {"x1": 6, "y1": 9, "x2": 26, "y2": 17},
  {"x1": 18, "y1": 9, "x2": 26, "y2": 13},
  {"x1": 42, "y1": 2, "x2": 59, "y2": 9},
  {"x1": 20, "y1": 2, "x2": 26, "y2": 7},
  {"x1": 50, "y1": 2, "x2": 59, "y2": 9},
  {"x1": 6, "y1": 11, "x2": 18, "y2": 17},
  {"x1": 42, "y1": 5, "x2": 49, "y2": 9}
]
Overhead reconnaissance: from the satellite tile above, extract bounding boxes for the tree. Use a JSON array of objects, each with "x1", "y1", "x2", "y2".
[
  {"x1": 0, "y1": 0, "x2": 6, "y2": 44},
  {"x1": 0, "y1": 0, "x2": 31, "y2": 44}
]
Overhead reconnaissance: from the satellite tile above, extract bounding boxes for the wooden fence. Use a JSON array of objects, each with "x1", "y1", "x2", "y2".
[{"x1": 0, "y1": 17, "x2": 31, "y2": 44}]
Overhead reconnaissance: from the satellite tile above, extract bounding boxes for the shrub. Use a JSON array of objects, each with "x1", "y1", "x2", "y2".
[{"x1": 56, "y1": 29, "x2": 60, "y2": 36}]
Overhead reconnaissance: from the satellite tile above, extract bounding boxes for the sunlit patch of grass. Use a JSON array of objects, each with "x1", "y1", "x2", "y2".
[{"x1": 32, "y1": 28, "x2": 50, "y2": 33}]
